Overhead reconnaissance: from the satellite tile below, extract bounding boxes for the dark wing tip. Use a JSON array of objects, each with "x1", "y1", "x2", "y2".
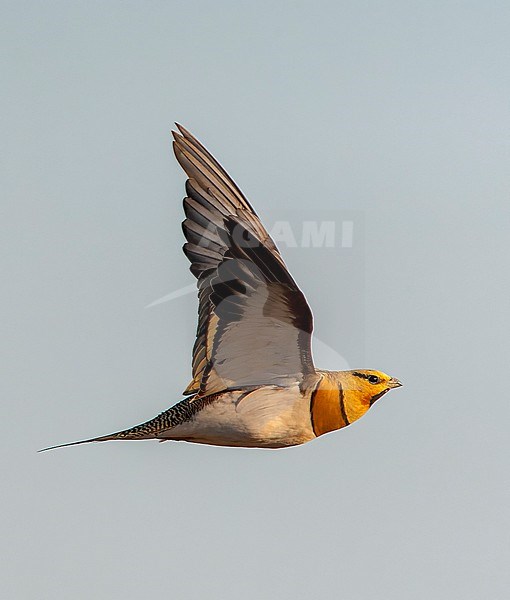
[
  {"x1": 175, "y1": 122, "x2": 193, "y2": 138},
  {"x1": 172, "y1": 123, "x2": 195, "y2": 146},
  {"x1": 171, "y1": 124, "x2": 187, "y2": 146}
]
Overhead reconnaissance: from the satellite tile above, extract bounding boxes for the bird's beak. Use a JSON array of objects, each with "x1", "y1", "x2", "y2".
[{"x1": 388, "y1": 377, "x2": 403, "y2": 389}]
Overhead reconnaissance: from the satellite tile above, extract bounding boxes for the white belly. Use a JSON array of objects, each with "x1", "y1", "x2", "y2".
[{"x1": 159, "y1": 385, "x2": 315, "y2": 448}]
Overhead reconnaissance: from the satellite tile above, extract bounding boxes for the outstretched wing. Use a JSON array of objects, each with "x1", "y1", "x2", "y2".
[{"x1": 173, "y1": 125, "x2": 315, "y2": 397}]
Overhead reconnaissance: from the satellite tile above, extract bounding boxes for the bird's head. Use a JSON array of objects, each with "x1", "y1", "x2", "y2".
[
  {"x1": 311, "y1": 369, "x2": 403, "y2": 436},
  {"x1": 345, "y1": 369, "x2": 402, "y2": 407}
]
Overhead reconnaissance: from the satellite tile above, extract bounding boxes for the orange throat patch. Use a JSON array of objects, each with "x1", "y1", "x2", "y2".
[{"x1": 310, "y1": 373, "x2": 350, "y2": 437}]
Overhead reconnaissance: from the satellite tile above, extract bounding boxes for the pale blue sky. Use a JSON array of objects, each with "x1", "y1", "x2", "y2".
[{"x1": 3, "y1": 2, "x2": 510, "y2": 599}]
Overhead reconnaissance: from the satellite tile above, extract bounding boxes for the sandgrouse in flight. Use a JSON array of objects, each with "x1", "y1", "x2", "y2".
[{"x1": 42, "y1": 125, "x2": 402, "y2": 452}]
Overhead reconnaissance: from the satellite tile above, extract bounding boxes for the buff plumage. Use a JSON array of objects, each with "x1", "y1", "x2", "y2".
[{"x1": 41, "y1": 126, "x2": 402, "y2": 452}]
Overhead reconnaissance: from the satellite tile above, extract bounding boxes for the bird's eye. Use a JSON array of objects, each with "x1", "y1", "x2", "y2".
[{"x1": 368, "y1": 375, "x2": 380, "y2": 384}]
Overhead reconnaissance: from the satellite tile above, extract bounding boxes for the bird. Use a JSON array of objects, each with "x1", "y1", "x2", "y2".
[{"x1": 41, "y1": 124, "x2": 402, "y2": 452}]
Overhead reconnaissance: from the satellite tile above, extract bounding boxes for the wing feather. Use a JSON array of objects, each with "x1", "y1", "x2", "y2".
[{"x1": 173, "y1": 126, "x2": 315, "y2": 397}]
